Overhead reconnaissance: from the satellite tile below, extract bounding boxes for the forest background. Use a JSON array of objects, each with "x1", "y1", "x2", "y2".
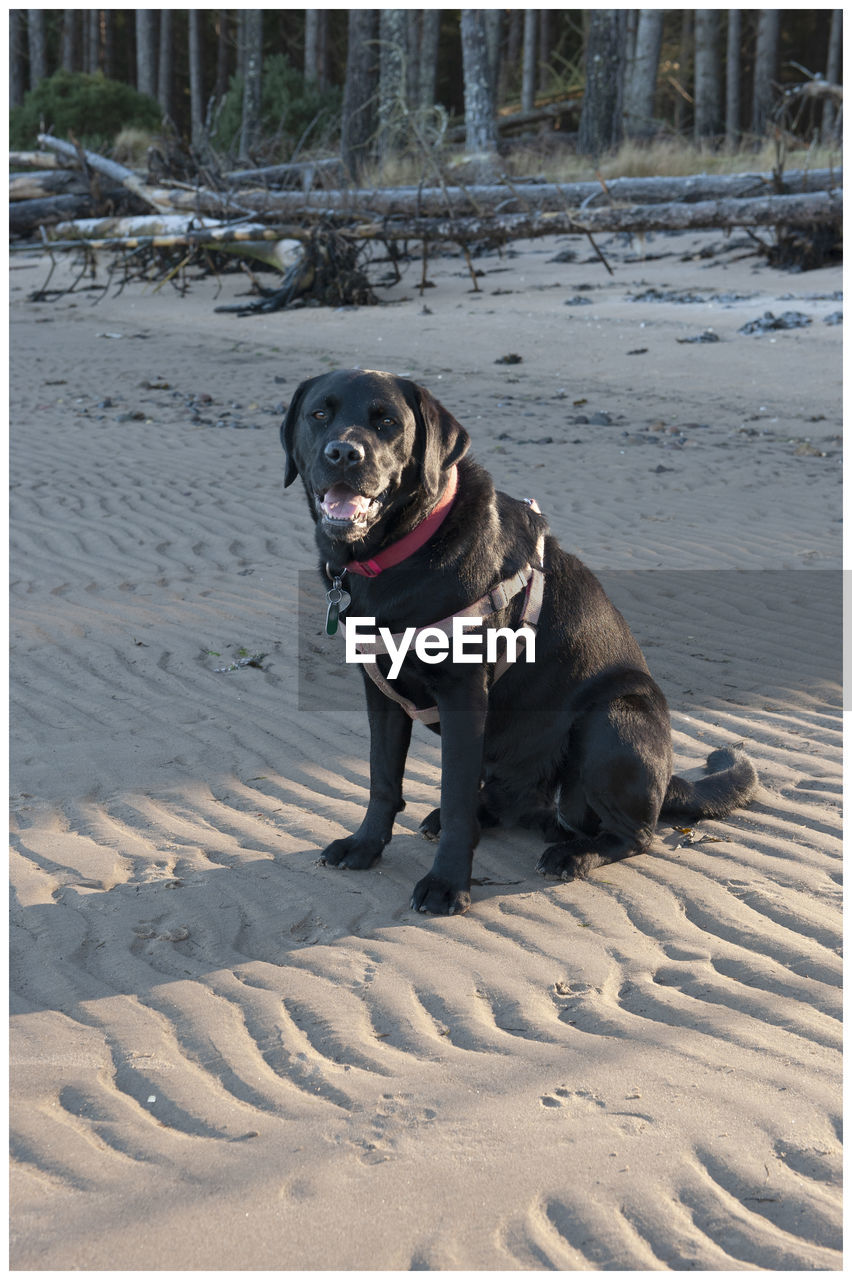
[{"x1": 9, "y1": 9, "x2": 843, "y2": 183}]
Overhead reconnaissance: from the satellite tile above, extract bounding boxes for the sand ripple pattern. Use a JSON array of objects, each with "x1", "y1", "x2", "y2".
[{"x1": 10, "y1": 314, "x2": 841, "y2": 1269}]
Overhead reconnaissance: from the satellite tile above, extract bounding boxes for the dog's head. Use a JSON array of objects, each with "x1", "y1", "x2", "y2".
[{"x1": 280, "y1": 369, "x2": 470, "y2": 543}]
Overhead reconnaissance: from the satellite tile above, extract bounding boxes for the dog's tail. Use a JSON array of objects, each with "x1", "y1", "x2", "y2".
[{"x1": 661, "y1": 745, "x2": 758, "y2": 820}]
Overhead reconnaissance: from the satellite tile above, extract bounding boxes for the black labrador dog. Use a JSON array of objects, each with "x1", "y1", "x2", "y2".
[{"x1": 281, "y1": 369, "x2": 757, "y2": 915}]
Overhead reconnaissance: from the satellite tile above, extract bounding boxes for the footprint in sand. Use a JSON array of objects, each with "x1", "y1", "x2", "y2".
[
  {"x1": 347, "y1": 1093, "x2": 438, "y2": 1164},
  {"x1": 540, "y1": 1086, "x2": 605, "y2": 1110},
  {"x1": 539, "y1": 1088, "x2": 653, "y2": 1137}
]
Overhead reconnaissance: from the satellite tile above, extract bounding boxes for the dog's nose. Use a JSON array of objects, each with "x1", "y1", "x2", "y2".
[{"x1": 324, "y1": 439, "x2": 365, "y2": 467}]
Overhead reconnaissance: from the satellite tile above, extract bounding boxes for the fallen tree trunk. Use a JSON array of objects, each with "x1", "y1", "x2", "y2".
[
  {"x1": 43, "y1": 213, "x2": 304, "y2": 270},
  {"x1": 343, "y1": 190, "x2": 842, "y2": 241},
  {"x1": 446, "y1": 98, "x2": 582, "y2": 142},
  {"x1": 27, "y1": 188, "x2": 841, "y2": 256},
  {"x1": 10, "y1": 170, "x2": 90, "y2": 200},
  {"x1": 10, "y1": 186, "x2": 150, "y2": 236},
  {"x1": 11, "y1": 193, "x2": 107, "y2": 235},
  {"x1": 223, "y1": 157, "x2": 345, "y2": 188},
  {"x1": 156, "y1": 166, "x2": 841, "y2": 221},
  {"x1": 37, "y1": 133, "x2": 261, "y2": 221},
  {"x1": 25, "y1": 224, "x2": 304, "y2": 253},
  {"x1": 10, "y1": 150, "x2": 69, "y2": 170},
  {"x1": 37, "y1": 133, "x2": 192, "y2": 216},
  {"x1": 35, "y1": 135, "x2": 839, "y2": 225}
]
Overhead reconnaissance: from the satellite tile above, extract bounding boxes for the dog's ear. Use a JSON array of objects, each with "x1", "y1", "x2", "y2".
[
  {"x1": 413, "y1": 383, "x2": 470, "y2": 493},
  {"x1": 280, "y1": 376, "x2": 320, "y2": 488}
]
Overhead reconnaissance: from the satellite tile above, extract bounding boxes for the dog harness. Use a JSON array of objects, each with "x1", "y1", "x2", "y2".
[{"x1": 327, "y1": 482, "x2": 546, "y2": 725}]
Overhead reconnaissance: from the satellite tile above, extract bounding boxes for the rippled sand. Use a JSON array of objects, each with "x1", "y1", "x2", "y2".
[{"x1": 10, "y1": 231, "x2": 841, "y2": 1269}]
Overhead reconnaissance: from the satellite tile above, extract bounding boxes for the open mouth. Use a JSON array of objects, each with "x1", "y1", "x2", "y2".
[{"x1": 318, "y1": 483, "x2": 385, "y2": 531}]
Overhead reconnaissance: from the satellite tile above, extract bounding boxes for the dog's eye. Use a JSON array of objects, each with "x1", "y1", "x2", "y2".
[
  {"x1": 311, "y1": 410, "x2": 328, "y2": 421},
  {"x1": 378, "y1": 416, "x2": 396, "y2": 429}
]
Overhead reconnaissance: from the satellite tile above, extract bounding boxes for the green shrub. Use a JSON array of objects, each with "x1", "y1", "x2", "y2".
[
  {"x1": 10, "y1": 69, "x2": 161, "y2": 151},
  {"x1": 211, "y1": 54, "x2": 341, "y2": 158}
]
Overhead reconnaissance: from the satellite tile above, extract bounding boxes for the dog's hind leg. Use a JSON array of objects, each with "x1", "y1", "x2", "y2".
[
  {"x1": 536, "y1": 774, "x2": 657, "y2": 878},
  {"x1": 537, "y1": 828, "x2": 649, "y2": 880},
  {"x1": 537, "y1": 698, "x2": 668, "y2": 881}
]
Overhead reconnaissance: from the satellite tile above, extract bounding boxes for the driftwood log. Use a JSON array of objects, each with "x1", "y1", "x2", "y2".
[
  {"x1": 223, "y1": 157, "x2": 345, "y2": 189},
  {"x1": 35, "y1": 135, "x2": 840, "y2": 228},
  {"x1": 319, "y1": 190, "x2": 842, "y2": 242},
  {"x1": 30, "y1": 189, "x2": 840, "y2": 256},
  {"x1": 37, "y1": 134, "x2": 199, "y2": 216},
  {"x1": 13, "y1": 136, "x2": 842, "y2": 303},
  {"x1": 173, "y1": 168, "x2": 841, "y2": 220},
  {"x1": 39, "y1": 213, "x2": 303, "y2": 270},
  {"x1": 34, "y1": 165, "x2": 838, "y2": 224},
  {"x1": 10, "y1": 191, "x2": 144, "y2": 236},
  {"x1": 10, "y1": 150, "x2": 70, "y2": 171},
  {"x1": 10, "y1": 170, "x2": 91, "y2": 201},
  {"x1": 11, "y1": 194, "x2": 94, "y2": 235}
]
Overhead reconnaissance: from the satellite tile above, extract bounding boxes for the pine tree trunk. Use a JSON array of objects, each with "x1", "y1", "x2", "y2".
[
  {"x1": 503, "y1": 10, "x2": 521, "y2": 100},
  {"x1": 674, "y1": 10, "x2": 693, "y2": 134},
  {"x1": 752, "y1": 9, "x2": 780, "y2": 137},
  {"x1": 484, "y1": 10, "x2": 502, "y2": 105},
  {"x1": 158, "y1": 9, "x2": 172, "y2": 120},
  {"x1": 694, "y1": 10, "x2": 722, "y2": 140},
  {"x1": 237, "y1": 10, "x2": 247, "y2": 83},
  {"x1": 725, "y1": 10, "x2": 741, "y2": 147},
  {"x1": 623, "y1": 9, "x2": 663, "y2": 138},
  {"x1": 316, "y1": 10, "x2": 328, "y2": 91},
  {"x1": 378, "y1": 9, "x2": 407, "y2": 163},
  {"x1": 419, "y1": 10, "x2": 440, "y2": 113},
  {"x1": 240, "y1": 10, "x2": 263, "y2": 160},
  {"x1": 461, "y1": 9, "x2": 498, "y2": 161},
  {"x1": 624, "y1": 10, "x2": 638, "y2": 78},
  {"x1": 101, "y1": 11, "x2": 115, "y2": 80},
  {"x1": 521, "y1": 9, "x2": 536, "y2": 113},
  {"x1": 60, "y1": 11, "x2": 76, "y2": 73},
  {"x1": 578, "y1": 10, "x2": 625, "y2": 157},
  {"x1": 304, "y1": 10, "x2": 319, "y2": 84},
  {"x1": 137, "y1": 11, "x2": 157, "y2": 98},
  {"x1": 406, "y1": 11, "x2": 421, "y2": 111},
  {"x1": 538, "y1": 8, "x2": 551, "y2": 96},
  {"x1": 27, "y1": 10, "x2": 47, "y2": 87},
  {"x1": 821, "y1": 10, "x2": 842, "y2": 141},
  {"x1": 10, "y1": 10, "x2": 25, "y2": 106},
  {"x1": 85, "y1": 10, "x2": 99, "y2": 75},
  {"x1": 189, "y1": 9, "x2": 205, "y2": 149},
  {"x1": 215, "y1": 10, "x2": 230, "y2": 102},
  {"x1": 341, "y1": 9, "x2": 379, "y2": 181}
]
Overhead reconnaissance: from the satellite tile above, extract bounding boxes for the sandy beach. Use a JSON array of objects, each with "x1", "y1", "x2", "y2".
[{"x1": 9, "y1": 226, "x2": 842, "y2": 1270}]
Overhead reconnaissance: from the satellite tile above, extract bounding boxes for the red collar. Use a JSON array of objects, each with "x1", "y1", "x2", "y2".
[{"x1": 344, "y1": 466, "x2": 459, "y2": 578}]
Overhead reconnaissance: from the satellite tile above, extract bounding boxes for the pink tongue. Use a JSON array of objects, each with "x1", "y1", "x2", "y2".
[{"x1": 321, "y1": 483, "x2": 372, "y2": 521}]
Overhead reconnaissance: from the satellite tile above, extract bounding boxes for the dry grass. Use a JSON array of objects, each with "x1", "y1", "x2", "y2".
[
  {"x1": 361, "y1": 136, "x2": 841, "y2": 189},
  {"x1": 506, "y1": 136, "x2": 842, "y2": 182},
  {"x1": 112, "y1": 127, "x2": 159, "y2": 167}
]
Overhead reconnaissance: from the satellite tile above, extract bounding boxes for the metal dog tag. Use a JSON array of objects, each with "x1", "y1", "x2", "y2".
[{"x1": 325, "y1": 580, "x2": 351, "y2": 636}]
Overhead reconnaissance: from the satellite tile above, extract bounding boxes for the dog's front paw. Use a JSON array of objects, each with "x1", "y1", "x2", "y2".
[
  {"x1": 320, "y1": 835, "x2": 384, "y2": 870},
  {"x1": 537, "y1": 842, "x2": 594, "y2": 881},
  {"x1": 410, "y1": 873, "x2": 471, "y2": 916}
]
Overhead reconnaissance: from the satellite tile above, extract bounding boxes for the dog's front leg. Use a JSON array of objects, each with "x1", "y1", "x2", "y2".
[
  {"x1": 410, "y1": 677, "x2": 487, "y2": 916},
  {"x1": 321, "y1": 672, "x2": 412, "y2": 870}
]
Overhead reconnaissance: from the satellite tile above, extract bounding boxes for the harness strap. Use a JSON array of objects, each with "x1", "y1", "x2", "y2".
[
  {"x1": 348, "y1": 527, "x2": 546, "y2": 722},
  {"x1": 357, "y1": 657, "x2": 442, "y2": 725}
]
